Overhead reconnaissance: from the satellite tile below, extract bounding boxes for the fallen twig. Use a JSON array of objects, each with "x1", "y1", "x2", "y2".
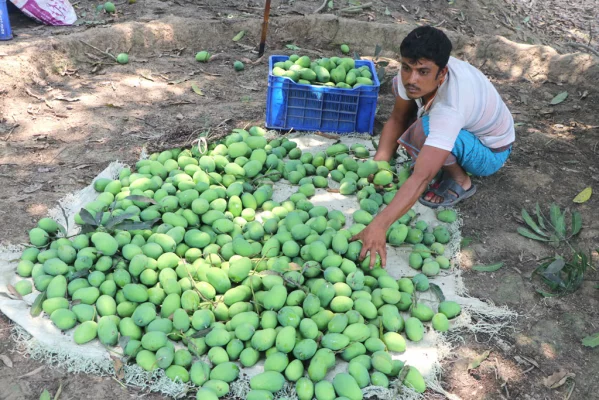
[
  {"x1": 314, "y1": 131, "x2": 339, "y2": 140},
  {"x1": 314, "y1": 0, "x2": 328, "y2": 13},
  {"x1": 19, "y1": 366, "x2": 45, "y2": 378},
  {"x1": 197, "y1": 68, "x2": 222, "y2": 77},
  {"x1": 79, "y1": 40, "x2": 118, "y2": 61},
  {"x1": 3, "y1": 124, "x2": 19, "y2": 141},
  {"x1": 566, "y1": 42, "x2": 599, "y2": 57},
  {"x1": 340, "y1": 2, "x2": 372, "y2": 12},
  {"x1": 25, "y1": 89, "x2": 53, "y2": 109}
]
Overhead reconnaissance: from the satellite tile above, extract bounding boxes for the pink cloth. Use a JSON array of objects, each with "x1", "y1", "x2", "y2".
[{"x1": 10, "y1": 0, "x2": 76, "y2": 25}]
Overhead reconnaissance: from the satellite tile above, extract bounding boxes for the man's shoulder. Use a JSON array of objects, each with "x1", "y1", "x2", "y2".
[{"x1": 447, "y1": 56, "x2": 480, "y2": 75}]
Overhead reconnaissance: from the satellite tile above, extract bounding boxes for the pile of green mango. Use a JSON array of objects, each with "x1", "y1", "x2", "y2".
[
  {"x1": 272, "y1": 54, "x2": 375, "y2": 89},
  {"x1": 15, "y1": 127, "x2": 461, "y2": 400}
]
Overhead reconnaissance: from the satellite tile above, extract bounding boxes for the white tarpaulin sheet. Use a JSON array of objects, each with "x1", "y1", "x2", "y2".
[{"x1": 0, "y1": 133, "x2": 516, "y2": 399}]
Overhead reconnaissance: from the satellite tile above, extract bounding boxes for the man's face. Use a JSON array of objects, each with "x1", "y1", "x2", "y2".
[{"x1": 400, "y1": 58, "x2": 446, "y2": 99}]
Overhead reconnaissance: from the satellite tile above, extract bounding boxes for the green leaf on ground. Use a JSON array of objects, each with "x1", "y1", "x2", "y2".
[
  {"x1": 517, "y1": 227, "x2": 550, "y2": 241},
  {"x1": 385, "y1": 6, "x2": 391, "y2": 15},
  {"x1": 39, "y1": 390, "x2": 52, "y2": 400},
  {"x1": 191, "y1": 82, "x2": 204, "y2": 96},
  {"x1": 31, "y1": 292, "x2": 47, "y2": 317},
  {"x1": 125, "y1": 195, "x2": 156, "y2": 204},
  {"x1": 535, "y1": 202, "x2": 546, "y2": 229},
  {"x1": 286, "y1": 44, "x2": 300, "y2": 51},
  {"x1": 104, "y1": 212, "x2": 136, "y2": 229},
  {"x1": 522, "y1": 208, "x2": 548, "y2": 236},
  {"x1": 429, "y1": 283, "x2": 445, "y2": 302},
  {"x1": 571, "y1": 211, "x2": 582, "y2": 236},
  {"x1": 472, "y1": 262, "x2": 504, "y2": 272},
  {"x1": 374, "y1": 44, "x2": 382, "y2": 58},
  {"x1": 78, "y1": 208, "x2": 98, "y2": 226},
  {"x1": 468, "y1": 350, "x2": 490, "y2": 370},
  {"x1": 460, "y1": 236, "x2": 474, "y2": 248},
  {"x1": 582, "y1": 332, "x2": 599, "y2": 348},
  {"x1": 536, "y1": 289, "x2": 558, "y2": 297},
  {"x1": 550, "y1": 91, "x2": 568, "y2": 105},
  {"x1": 232, "y1": 30, "x2": 245, "y2": 42}
]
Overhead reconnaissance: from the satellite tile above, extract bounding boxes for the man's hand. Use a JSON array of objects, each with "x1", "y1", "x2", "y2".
[{"x1": 350, "y1": 221, "x2": 388, "y2": 269}]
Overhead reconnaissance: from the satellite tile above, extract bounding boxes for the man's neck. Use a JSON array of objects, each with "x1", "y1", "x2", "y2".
[
  {"x1": 421, "y1": 88, "x2": 438, "y2": 105},
  {"x1": 421, "y1": 71, "x2": 448, "y2": 105}
]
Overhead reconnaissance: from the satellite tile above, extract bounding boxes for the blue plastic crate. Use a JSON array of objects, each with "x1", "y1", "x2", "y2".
[
  {"x1": 265, "y1": 55, "x2": 380, "y2": 135},
  {"x1": 0, "y1": 0, "x2": 12, "y2": 41}
]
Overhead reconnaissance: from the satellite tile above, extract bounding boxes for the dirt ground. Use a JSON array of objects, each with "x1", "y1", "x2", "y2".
[{"x1": 0, "y1": 0, "x2": 598, "y2": 399}]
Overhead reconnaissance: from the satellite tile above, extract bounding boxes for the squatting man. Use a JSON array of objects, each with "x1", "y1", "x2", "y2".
[{"x1": 351, "y1": 26, "x2": 515, "y2": 268}]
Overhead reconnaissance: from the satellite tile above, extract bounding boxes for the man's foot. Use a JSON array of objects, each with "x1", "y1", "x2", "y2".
[
  {"x1": 423, "y1": 174, "x2": 471, "y2": 204},
  {"x1": 419, "y1": 176, "x2": 476, "y2": 208}
]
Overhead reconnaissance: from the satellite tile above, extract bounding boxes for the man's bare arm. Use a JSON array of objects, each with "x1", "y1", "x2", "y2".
[
  {"x1": 374, "y1": 96, "x2": 417, "y2": 162},
  {"x1": 351, "y1": 145, "x2": 450, "y2": 267}
]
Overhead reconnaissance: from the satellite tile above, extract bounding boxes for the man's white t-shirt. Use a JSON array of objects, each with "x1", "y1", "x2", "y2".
[{"x1": 395, "y1": 56, "x2": 515, "y2": 151}]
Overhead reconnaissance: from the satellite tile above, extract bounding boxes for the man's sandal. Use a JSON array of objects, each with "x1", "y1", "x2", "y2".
[{"x1": 418, "y1": 177, "x2": 477, "y2": 208}]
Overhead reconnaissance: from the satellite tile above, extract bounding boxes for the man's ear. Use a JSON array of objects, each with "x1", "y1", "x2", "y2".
[{"x1": 438, "y1": 66, "x2": 449, "y2": 80}]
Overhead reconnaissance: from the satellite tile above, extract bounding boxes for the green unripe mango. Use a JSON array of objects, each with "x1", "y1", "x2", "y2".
[
  {"x1": 189, "y1": 360, "x2": 211, "y2": 386},
  {"x1": 383, "y1": 332, "x2": 406, "y2": 352},
  {"x1": 50, "y1": 309, "x2": 77, "y2": 331},
  {"x1": 296, "y1": 377, "x2": 314, "y2": 400},
  {"x1": 438, "y1": 300, "x2": 461, "y2": 319},
  {"x1": 43, "y1": 258, "x2": 69, "y2": 276},
  {"x1": 432, "y1": 313, "x2": 450, "y2": 332},
  {"x1": 239, "y1": 347, "x2": 260, "y2": 367},
  {"x1": 246, "y1": 390, "x2": 274, "y2": 400},
  {"x1": 437, "y1": 209, "x2": 457, "y2": 223},
  {"x1": 29, "y1": 227, "x2": 50, "y2": 247},
  {"x1": 411, "y1": 303, "x2": 435, "y2": 322},
  {"x1": 333, "y1": 373, "x2": 363, "y2": 400},
  {"x1": 136, "y1": 349, "x2": 157, "y2": 372},
  {"x1": 371, "y1": 351, "x2": 393, "y2": 375},
  {"x1": 132, "y1": 302, "x2": 156, "y2": 327},
  {"x1": 72, "y1": 286, "x2": 100, "y2": 305},
  {"x1": 165, "y1": 365, "x2": 190, "y2": 383},
  {"x1": 250, "y1": 371, "x2": 285, "y2": 393},
  {"x1": 403, "y1": 366, "x2": 426, "y2": 393},
  {"x1": 98, "y1": 316, "x2": 119, "y2": 346},
  {"x1": 370, "y1": 371, "x2": 389, "y2": 387},
  {"x1": 210, "y1": 361, "x2": 240, "y2": 383},
  {"x1": 73, "y1": 321, "x2": 98, "y2": 344},
  {"x1": 314, "y1": 380, "x2": 336, "y2": 400},
  {"x1": 91, "y1": 232, "x2": 118, "y2": 256},
  {"x1": 348, "y1": 361, "x2": 370, "y2": 388},
  {"x1": 405, "y1": 317, "x2": 425, "y2": 342}
]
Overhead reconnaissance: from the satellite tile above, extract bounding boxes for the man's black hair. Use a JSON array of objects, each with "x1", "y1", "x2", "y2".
[{"x1": 400, "y1": 26, "x2": 452, "y2": 71}]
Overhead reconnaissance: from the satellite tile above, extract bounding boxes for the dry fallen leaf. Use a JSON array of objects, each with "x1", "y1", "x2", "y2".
[
  {"x1": 288, "y1": 262, "x2": 302, "y2": 271},
  {"x1": 543, "y1": 369, "x2": 575, "y2": 389},
  {"x1": 23, "y1": 183, "x2": 43, "y2": 194},
  {"x1": 520, "y1": 355, "x2": 540, "y2": 369},
  {"x1": 6, "y1": 284, "x2": 22, "y2": 300},
  {"x1": 573, "y1": 186, "x2": 592, "y2": 203},
  {"x1": 110, "y1": 355, "x2": 125, "y2": 380},
  {"x1": 0, "y1": 354, "x2": 13, "y2": 368}
]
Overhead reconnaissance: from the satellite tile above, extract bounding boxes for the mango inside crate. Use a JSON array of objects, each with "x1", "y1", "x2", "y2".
[{"x1": 266, "y1": 55, "x2": 381, "y2": 135}]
